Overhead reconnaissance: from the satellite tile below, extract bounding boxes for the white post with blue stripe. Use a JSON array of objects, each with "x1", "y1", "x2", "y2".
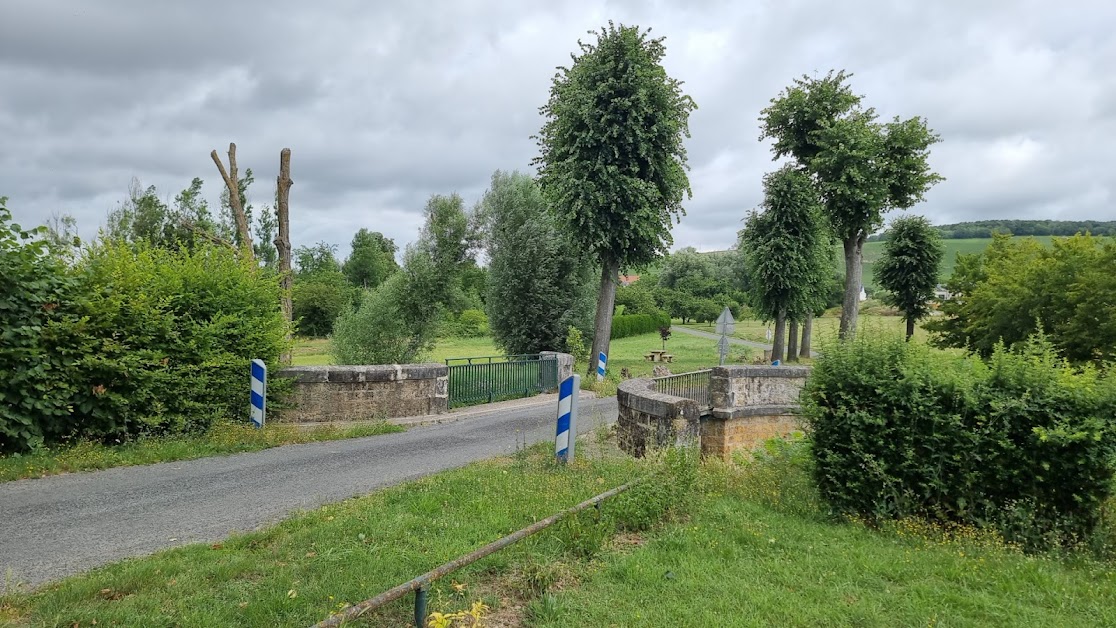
[
  {"x1": 555, "y1": 374, "x2": 580, "y2": 464},
  {"x1": 597, "y1": 351, "x2": 607, "y2": 381},
  {"x1": 250, "y1": 359, "x2": 267, "y2": 429}
]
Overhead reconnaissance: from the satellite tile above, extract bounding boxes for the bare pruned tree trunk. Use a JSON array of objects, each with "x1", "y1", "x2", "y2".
[
  {"x1": 211, "y1": 142, "x2": 254, "y2": 260},
  {"x1": 800, "y1": 312, "x2": 813, "y2": 358},
  {"x1": 786, "y1": 320, "x2": 799, "y2": 362},
  {"x1": 276, "y1": 148, "x2": 294, "y2": 363}
]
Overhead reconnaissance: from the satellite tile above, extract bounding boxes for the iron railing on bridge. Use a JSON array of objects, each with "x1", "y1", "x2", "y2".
[
  {"x1": 445, "y1": 354, "x2": 559, "y2": 408},
  {"x1": 652, "y1": 369, "x2": 713, "y2": 411}
]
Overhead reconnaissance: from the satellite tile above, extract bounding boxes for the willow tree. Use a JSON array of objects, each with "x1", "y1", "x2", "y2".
[
  {"x1": 740, "y1": 165, "x2": 830, "y2": 362},
  {"x1": 534, "y1": 22, "x2": 696, "y2": 376},
  {"x1": 760, "y1": 70, "x2": 941, "y2": 338}
]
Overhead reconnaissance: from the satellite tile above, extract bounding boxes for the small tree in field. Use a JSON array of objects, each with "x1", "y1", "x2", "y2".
[
  {"x1": 535, "y1": 22, "x2": 696, "y2": 376},
  {"x1": 876, "y1": 215, "x2": 944, "y2": 340},
  {"x1": 760, "y1": 70, "x2": 941, "y2": 339},
  {"x1": 740, "y1": 166, "x2": 829, "y2": 362}
]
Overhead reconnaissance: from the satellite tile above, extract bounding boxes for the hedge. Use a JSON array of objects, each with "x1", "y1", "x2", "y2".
[
  {"x1": 802, "y1": 333, "x2": 1116, "y2": 551},
  {"x1": 611, "y1": 312, "x2": 672, "y2": 340}
]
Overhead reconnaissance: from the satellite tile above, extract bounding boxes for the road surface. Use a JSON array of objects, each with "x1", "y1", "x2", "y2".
[{"x1": 0, "y1": 395, "x2": 618, "y2": 590}]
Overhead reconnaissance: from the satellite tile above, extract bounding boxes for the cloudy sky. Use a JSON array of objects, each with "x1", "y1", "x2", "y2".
[{"x1": 2, "y1": 0, "x2": 1113, "y2": 258}]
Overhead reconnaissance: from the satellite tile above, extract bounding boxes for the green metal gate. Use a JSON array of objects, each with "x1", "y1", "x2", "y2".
[{"x1": 445, "y1": 354, "x2": 560, "y2": 408}]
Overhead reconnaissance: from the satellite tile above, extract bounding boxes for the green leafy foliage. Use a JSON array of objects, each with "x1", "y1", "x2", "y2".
[
  {"x1": 0, "y1": 200, "x2": 290, "y2": 454},
  {"x1": 0, "y1": 199, "x2": 81, "y2": 451},
  {"x1": 875, "y1": 215, "x2": 944, "y2": 339},
  {"x1": 291, "y1": 242, "x2": 353, "y2": 337},
  {"x1": 450, "y1": 309, "x2": 490, "y2": 338},
  {"x1": 802, "y1": 332, "x2": 1116, "y2": 550},
  {"x1": 535, "y1": 21, "x2": 696, "y2": 373},
  {"x1": 610, "y1": 313, "x2": 671, "y2": 340},
  {"x1": 760, "y1": 70, "x2": 941, "y2": 337},
  {"x1": 342, "y1": 228, "x2": 399, "y2": 290},
  {"x1": 480, "y1": 171, "x2": 595, "y2": 354},
  {"x1": 927, "y1": 233, "x2": 1116, "y2": 364}
]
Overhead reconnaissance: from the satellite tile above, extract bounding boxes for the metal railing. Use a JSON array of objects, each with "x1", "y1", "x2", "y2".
[
  {"x1": 652, "y1": 369, "x2": 713, "y2": 411},
  {"x1": 311, "y1": 478, "x2": 643, "y2": 627},
  {"x1": 445, "y1": 354, "x2": 559, "y2": 408}
]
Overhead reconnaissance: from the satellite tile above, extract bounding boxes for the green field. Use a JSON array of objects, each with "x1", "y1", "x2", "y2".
[
  {"x1": 683, "y1": 313, "x2": 929, "y2": 346},
  {"x1": 859, "y1": 236, "x2": 1055, "y2": 290}
]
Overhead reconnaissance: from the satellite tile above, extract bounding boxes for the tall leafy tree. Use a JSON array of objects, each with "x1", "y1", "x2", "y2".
[
  {"x1": 739, "y1": 166, "x2": 830, "y2": 361},
  {"x1": 342, "y1": 228, "x2": 399, "y2": 290},
  {"x1": 760, "y1": 70, "x2": 941, "y2": 338},
  {"x1": 291, "y1": 242, "x2": 350, "y2": 337},
  {"x1": 535, "y1": 22, "x2": 696, "y2": 375},
  {"x1": 876, "y1": 215, "x2": 944, "y2": 340},
  {"x1": 480, "y1": 170, "x2": 595, "y2": 355}
]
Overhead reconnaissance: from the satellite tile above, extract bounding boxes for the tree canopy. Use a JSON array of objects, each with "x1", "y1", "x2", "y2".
[
  {"x1": 875, "y1": 215, "x2": 943, "y2": 339},
  {"x1": 342, "y1": 228, "x2": 398, "y2": 290},
  {"x1": 534, "y1": 22, "x2": 695, "y2": 374},
  {"x1": 760, "y1": 70, "x2": 941, "y2": 338}
]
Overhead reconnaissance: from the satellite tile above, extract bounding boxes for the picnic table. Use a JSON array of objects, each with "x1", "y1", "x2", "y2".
[{"x1": 643, "y1": 349, "x2": 674, "y2": 363}]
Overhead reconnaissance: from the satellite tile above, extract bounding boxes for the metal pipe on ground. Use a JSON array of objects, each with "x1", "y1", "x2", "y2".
[{"x1": 310, "y1": 477, "x2": 645, "y2": 627}]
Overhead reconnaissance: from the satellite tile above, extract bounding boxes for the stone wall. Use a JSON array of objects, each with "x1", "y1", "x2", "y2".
[
  {"x1": 540, "y1": 351, "x2": 574, "y2": 387},
  {"x1": 703, "y1": 365, "x2": 809, "y2": 460},
  {"x1": 276, "y1": 364, "x2": 448, "y2": 422},
  {"x1": 617, "y1": 365, "x2": 810, "y2": 459},
  {"x1": 616, "y1": 378, "x2": 700, "y2": 456}
]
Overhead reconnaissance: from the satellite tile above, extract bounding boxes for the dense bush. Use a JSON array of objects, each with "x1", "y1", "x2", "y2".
[
  {"x1": 802, "y1": 333, "x2": 1116, "y2": 550},
  {"x1": 0, "y1": 220, "x2": 291, "y2": 453},
  {"x1": 611, "y1": 313, "x2": 672, "y2": 340},
  {"x1": 0, "y1": 200, "x2": 82, "y2": 451}
]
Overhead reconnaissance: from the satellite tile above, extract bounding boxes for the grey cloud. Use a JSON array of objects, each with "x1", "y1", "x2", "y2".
[{"x1": 2, "y1": 0, "x2": 1113, "y2": 259}]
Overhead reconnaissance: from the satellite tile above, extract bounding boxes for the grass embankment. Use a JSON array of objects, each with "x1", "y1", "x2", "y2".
[
  {"x1": 0, "y1": 421, "x2": 402, "y2": 484},
  {"x1": 5, "y1": 440, "x2": 1114, "y2": 627}
]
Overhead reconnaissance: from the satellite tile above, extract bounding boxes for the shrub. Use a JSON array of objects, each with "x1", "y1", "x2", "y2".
[
  {"x1": 611, "y1": 312, "x2": 671, "y2": 340},
  {"x1": 0, "y1": 200, "x2": 81, "y2": 451},
  {"x1": 802, "y1": 333, "x2": 1116, "y2": 551},
  {"x1": 453, "y1": 309, "x2": 489, "y2": 338}
]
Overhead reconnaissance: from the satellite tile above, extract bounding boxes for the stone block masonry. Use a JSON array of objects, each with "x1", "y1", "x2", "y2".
[{"x1": 276, "y1": 364, "x2": 449, "y2": 422}]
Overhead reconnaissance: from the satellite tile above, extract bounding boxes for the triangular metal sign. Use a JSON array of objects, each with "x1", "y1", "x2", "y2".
[
  {"x1": 717, "y1": 335, "x2": 730, "y2": 352},
  {"x1": 715, "y1": 307, "x2": 735, "y2": 335}
]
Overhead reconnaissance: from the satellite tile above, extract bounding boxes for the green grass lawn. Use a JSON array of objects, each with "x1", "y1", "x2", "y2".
[
  {"x1": 682, "y1": 313, "x2": 930, "y2": 346},
  {"x1": 0, "y1": 421, "x2": 402, "y2": 484},
  {"x1": 5, "y1": 441, "x2": 1113, "y2": 627}
]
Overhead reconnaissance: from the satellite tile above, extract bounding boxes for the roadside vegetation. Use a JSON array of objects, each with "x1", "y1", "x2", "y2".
[{"x1": 5, "y1": 431, "x2": 1113, "y2": 627}]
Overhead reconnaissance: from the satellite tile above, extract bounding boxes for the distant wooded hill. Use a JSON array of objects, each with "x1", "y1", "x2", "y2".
[{"x1": 869, "y1": 220, "x2": 1116, "y2": 241}]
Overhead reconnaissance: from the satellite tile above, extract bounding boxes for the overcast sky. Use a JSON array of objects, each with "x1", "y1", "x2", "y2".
[{"x1": 2, "y1": 0, "x2": 1113, "y2": 258}]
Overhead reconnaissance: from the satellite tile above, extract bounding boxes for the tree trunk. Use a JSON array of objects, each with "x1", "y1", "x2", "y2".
[
  {"x1": 275, "y1": 148, "x2": 294, "y2": 363},
  {"x1": 906, "y1": 316, "x2": 915, "y2": 342},
  {"x1": 839, "y1": 234, "x2": 865, "y2": 340},
  {"x1": 786, "y1": 320, "x2": 799, "y2": 362},
  {"x1": 772, "y1": 308, "x2": 787, "y2": 364},
  {"x1": 211, "y1": 142, "x2": 254, "y2": 259},
  {"x1": 588, "y1": 259, "x2": 620, "y2": 378},
  {"x1": 800, "y1": 312, "x2": 813, "y2": 358}
]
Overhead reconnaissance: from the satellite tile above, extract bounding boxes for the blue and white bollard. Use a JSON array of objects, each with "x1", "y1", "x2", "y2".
[
  {"x1": 597, "y1": 352, "x2": 607, "y2": 381},
  {"x1": 555, "y1": 374, "x2": 580, "y2": 464},
  {"x1": 250, "y1": 359, "x2": 267, "y2": 428}
]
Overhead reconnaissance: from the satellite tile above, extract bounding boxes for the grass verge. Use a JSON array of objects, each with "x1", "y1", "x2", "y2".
[
  {"x1": 5, "y1": 436, "x2": 1113, "y2": 627},
  {"x1": 0, "y1": 421, "x2": 403, "y2": 484}
]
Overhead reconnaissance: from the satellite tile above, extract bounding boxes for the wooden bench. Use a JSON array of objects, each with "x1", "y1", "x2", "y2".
[{"x1": 662, "y1": 354, "x2": 674, "y2": 363}]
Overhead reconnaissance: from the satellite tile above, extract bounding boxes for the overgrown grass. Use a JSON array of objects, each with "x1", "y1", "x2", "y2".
[
  {"x1": 6, "y1": 438, "x2": 1114, "y2": 626},
  {"x1": 0, "y1": 444, "x2": 662, "y2": 627},
  {"x1": 0, "y1": 421, "x2": 402, "y2": 484}
]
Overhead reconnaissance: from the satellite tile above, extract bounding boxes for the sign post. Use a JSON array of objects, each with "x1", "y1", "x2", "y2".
[
  {"x1": 715, "y1": 307, "x2": 735, "y2": 366},
  {"x1": 555, "y1": 374, "x2": 580, "y2": 464},
  {"x1": 250, "y1": 359, "x2": 267, "y2": 429},
  {"x1": 597, "y1": 351, "x2": 607, "y2": 381}
]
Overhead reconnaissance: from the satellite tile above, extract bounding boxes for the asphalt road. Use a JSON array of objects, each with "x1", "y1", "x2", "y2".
[{"x1": 0, "y1": 395, "x2": 618, "y2": 590}]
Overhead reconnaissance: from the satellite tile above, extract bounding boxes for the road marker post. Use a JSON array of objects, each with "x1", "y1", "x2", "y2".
[
  {"x1": 555, "y1": 374, "x2": 580, "y2": 464},
  {"x1": 250, "y1": 359, "x2": 267, "y2": 428},
  {"x1": 597, "y1": 352, "x2": 607, "y2": 381}
]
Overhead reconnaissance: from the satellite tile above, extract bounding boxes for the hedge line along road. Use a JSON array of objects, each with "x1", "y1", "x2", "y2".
[{"x1": 0, "y1": 394, "x2": 617, "y2": 590}]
